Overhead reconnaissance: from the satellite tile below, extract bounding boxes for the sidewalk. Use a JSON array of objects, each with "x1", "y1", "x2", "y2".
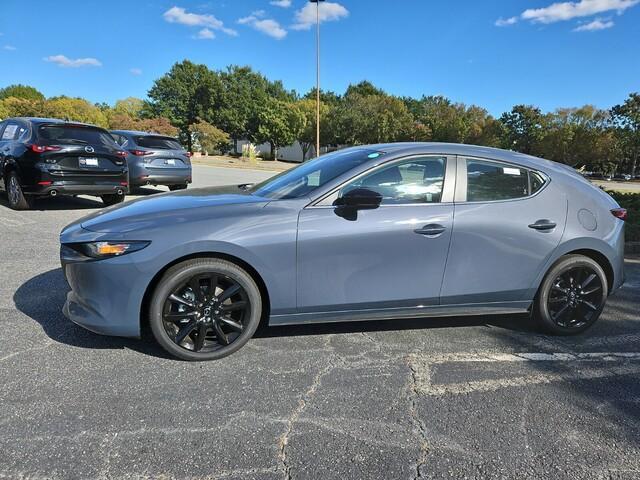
[{"x1": 191, "y1": 155, "x2": 296, "y2": 173}]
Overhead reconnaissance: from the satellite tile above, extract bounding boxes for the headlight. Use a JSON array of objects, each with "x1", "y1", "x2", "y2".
[{"x1": 61, "y1": 241, "x2": 150, "y2": 261}]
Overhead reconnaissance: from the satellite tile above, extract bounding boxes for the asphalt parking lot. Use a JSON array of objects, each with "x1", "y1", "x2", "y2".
[{"x1": 1, "y1": 164, "x2": 639, "y2": 480}]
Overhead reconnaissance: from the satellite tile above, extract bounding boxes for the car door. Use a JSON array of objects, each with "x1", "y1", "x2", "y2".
[
  {"x1": 297, "y1": 155, "x2": 456, "y2": 314},
  {"x1": 0, "y1": 121, "x2": 7, "y2": 189},
  {"x1": 440, "y1": 156, "x2": 567, "y2": 305}
]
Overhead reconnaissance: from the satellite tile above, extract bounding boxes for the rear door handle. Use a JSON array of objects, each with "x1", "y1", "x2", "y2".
[
  {"x1": 414, "y1": 224, "x2": 446, "y2": 236},
  {"x1": 528, "y1": 220, "x2": 556, "y2": 231}
]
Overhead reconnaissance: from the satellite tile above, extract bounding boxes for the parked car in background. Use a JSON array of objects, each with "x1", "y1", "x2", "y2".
[
  {"x1": 110, "y1": 130, "x2": 192, "y2": 191},
  {"x1": 0, "y1": 118, "x2": 128, "y2": 210},
  {"x1": 614, "y1": 173, "x2": 632, "y2": 181},
  {"x1": 590, "y1": 173, "x2": 613, "y2": 181},
  {"x1": 60, "y1": 143, "x2": 626, "y2": 361}
]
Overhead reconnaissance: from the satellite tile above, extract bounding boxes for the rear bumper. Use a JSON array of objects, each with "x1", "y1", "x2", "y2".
[
  {"x1": 129, "y1": 165, "x2": 192, "y2": 187},
  {"x1": 26, "y1": 182, "x2": 129, "y2": 196}
]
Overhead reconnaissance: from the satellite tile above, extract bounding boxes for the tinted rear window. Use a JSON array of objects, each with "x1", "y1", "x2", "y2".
[
  {"x1": 134, "y1": 136, "x2": 182, "y2": 150},
  {"x1": 39, "y1": 125, "x2": 117, "y2": 147}
]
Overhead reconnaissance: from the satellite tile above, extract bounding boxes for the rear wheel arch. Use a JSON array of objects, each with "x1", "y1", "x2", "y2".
[
  {"x1": 564, "y1": 248, "x2": 614, "y2": 293},
  {"x1": 140, "y1": 252, "x2": 271, "y2": 334}
]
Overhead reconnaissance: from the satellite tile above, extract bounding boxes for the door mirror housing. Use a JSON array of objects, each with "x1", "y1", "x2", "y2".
[{"x1": 334, "y1": 188, "x2": 383, "y2": 210}]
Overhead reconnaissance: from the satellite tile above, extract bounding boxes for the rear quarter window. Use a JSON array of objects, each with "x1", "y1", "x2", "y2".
[{"x1": 465, "y1": 159, "x2": 546, "y2": 202}]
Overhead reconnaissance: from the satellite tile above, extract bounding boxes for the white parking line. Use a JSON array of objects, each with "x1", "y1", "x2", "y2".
[{"x1": 409, "y1": 351, "x2": 640, "y2": 396}]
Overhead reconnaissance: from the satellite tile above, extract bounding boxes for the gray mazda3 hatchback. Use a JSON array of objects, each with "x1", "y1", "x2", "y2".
[{"x1": 60, "y1": 143, "x2": 626, "y2": 361}]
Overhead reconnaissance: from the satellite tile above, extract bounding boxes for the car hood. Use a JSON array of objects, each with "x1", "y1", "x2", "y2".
[{"x1": 80, "y1": 185, "x2": 269, "y2": 234}]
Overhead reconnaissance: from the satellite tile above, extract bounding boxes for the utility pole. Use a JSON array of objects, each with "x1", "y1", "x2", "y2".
[{"x1": 311, "y1": 0, "x2": 325, "y2": 157}]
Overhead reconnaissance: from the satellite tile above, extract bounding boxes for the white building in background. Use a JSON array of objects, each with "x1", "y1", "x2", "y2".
[{"x1": 233, "y1": 140, "x2": 324, "y2": 163}]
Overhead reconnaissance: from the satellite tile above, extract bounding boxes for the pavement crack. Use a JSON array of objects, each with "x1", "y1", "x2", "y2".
[
  {"x1": 407, "y1": 360, "x2": 429, "y2": 479},
  {"x1": 277, "y1": 343, "x2": 338, "y2": 480}
]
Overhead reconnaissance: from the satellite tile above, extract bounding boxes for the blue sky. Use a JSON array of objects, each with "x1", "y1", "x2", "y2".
[{"x1": 1, "y1": 0, "x2": 639, "y2": 116}]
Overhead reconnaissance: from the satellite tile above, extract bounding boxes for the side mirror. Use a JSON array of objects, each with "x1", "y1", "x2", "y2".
[{"x1": 334, "y1": 188, "x2": 383, "y2": 210}]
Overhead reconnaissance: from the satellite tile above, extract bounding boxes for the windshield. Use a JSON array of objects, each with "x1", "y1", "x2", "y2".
[
  {"x1": 135, "y1": 136, "x2": 182, "y2": 150},
  {"x1": 249, "y1": 148, "x2": 384, "y2": 200},
  {"x1": 39, "y1": 125, "x2": 118, "y2": 148}
]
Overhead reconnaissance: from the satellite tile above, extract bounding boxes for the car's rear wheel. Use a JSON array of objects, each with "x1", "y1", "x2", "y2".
[
  {"x1": 101, "y1": 192, "x2": 125, "y2": 206},
  {"x1": 533, "y1": 254, "x2": 608, "y2": 335},
  {"x1": 169, "y1": 184, "x2": 187, "y2": 191},
  {"x1": 6, "y1": 171, "x2": 32, "y2": 210},
  {"x1": 148, "y1": 258, "x2": 262, "y2": 361}
]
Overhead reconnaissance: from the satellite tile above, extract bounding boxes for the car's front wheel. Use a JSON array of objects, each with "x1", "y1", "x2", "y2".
[
  {"x1": 533, "y1": 254, "x2": 608, "y2": 335},
  {"x1": 149, "y1": 258, "x2": 262, "y2": 360}
]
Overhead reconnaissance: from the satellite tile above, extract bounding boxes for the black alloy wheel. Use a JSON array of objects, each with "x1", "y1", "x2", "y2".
[
  {"x1": 534, "y1": 254, "x2": 608, "y2": 335},
  {"x1": 149, "y1": 258, "x2": 262, "y2": 360}
]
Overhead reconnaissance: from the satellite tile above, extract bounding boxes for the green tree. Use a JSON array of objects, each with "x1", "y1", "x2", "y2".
[
  {"x1": 191, "y1": 119, "x2": 230, "y2": 154},
  {"x1": 147, "y1": 60, "x2": 222, "y2": 150},
  {"x1": 113, "y1": 97, "x2": 144, "y2": 118},
  {"x1": 499, "y1": 105, "x2": 547, "y2": 155},
  {"x1": 217, "y1": 66, "x2": 294, "y2": 152},
  {"x1": 611, "y1": 93, "x2": 640, "y2": 177},
  {"x1": 42, "y1": 96, "x2": 109, "y2": 127},
  {"x1": 296, "y1": 98, "x2": 330, "y2": 160},
  {"x1": 0, "y1": 97, "x2": 44, "y2": 117},
  {"x1": 255, "y1": 99, "x2": 304, "y2": 159},
  {"x1": 0, "y1": 84, "x2": 45, "y2": 101}
]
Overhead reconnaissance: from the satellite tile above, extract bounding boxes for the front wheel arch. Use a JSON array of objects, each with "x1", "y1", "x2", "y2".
[{"x1": 140, "y1": 252, "x2": 271, "y2": 335}]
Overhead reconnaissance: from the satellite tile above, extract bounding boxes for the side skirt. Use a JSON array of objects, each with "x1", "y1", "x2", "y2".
[{"x1": 268, "y1": 301, "x2": 532, "y2": 326}]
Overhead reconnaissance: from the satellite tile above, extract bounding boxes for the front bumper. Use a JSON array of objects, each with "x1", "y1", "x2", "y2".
[{"x1": 60, "y1": 229, "x2": 154, "y2": 338}]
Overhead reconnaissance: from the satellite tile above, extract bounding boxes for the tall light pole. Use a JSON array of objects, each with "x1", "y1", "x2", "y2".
[{"x1": 311, "y1": 0, "x2": 324, "y2": 157}]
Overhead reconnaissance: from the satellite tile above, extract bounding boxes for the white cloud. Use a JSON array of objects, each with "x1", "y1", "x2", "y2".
[
  {"x1": 495, "y1": 16, "x2": 518, "y2": 26},
  {"x1": 44, "y1": 55, "x2": 102, "y2": 68},
  {"x1": 238, "y1": 14, "x2": 287, "y2": 39},
  {"x1": 163, "y1": 6, "x2": 237, "y2": 36},
  {"x1": 195, "y1": 27, "x2": 216, "y2": 39},
  {"x1": 270, "y1": 0, "x2": 291, "y2": 7},
  {"x1": 573, "y1": 17, "x2": 615, "y2": 30},
  {"x1": 522, "y1": 0, "x2": 638, "y2": 24},
  {"x1": 130, "y1": 68, "x2": 143, "y2": 75},
  {"x1": 3, "y1": 45, "x2": 16, "y2": 51},
  {"x1": 291, "y1": 1, "x2": 349, "y2": 30}
]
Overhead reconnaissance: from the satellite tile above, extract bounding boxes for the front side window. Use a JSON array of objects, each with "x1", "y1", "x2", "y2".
[
  {"x1": 340, "y1": 157, "x2": 446, "y2": 205},
  {"x1": 466, "y1": 160, "x2": 531, "y2": 202}
]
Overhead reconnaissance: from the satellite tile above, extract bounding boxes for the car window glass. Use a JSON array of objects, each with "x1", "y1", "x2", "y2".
[
  {"x1": 135, "y1": 136, "x2": 182, "y2": 149},
  {"x1": 341, "y1": 157, "x2": 446, "y2": 205},
  {"x1": 1, "y1": 123, "x2": 18, "y2": 140},
  {"x1": 530, "y1": 171, "x2": 546, "y2": 194},
  {"x1": 466, "y1": 160, "x2": 528, "y2": 202},
  {"x1": 39, "y1": 125, "x2": 118, "y2": 147}
]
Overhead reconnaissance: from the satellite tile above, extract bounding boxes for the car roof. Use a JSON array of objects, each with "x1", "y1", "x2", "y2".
[
  {"x1": 9, "y1": 117, "x2": 104, "y2": 128},
  {"x1": 363, "y1": 142, "x2": 582, "y2": 179},
  {"x1": 110, "y1": 130, "x2": 175, "y2": 138}
]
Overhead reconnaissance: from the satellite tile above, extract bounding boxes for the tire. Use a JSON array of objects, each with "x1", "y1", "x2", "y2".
[
  {"x1": 148, "y1": 258, "x2": 262, "y2": 361},
  {"x1": 169, "y1": 184, "x2": 188, "y2": 191},
  {"x1": 101, "y1": 192, "x2": 125, "y2": 206},
  {"x1": 6, "y1": 171, "x2": 32, "y2": 210},
  {"x1": 533, "y1": 254, "x2": 608, "y2": 335}
]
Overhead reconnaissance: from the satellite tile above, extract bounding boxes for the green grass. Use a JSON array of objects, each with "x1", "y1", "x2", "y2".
[{"x1": 607, "y1": 191, "x2": 640, "y2": 242}]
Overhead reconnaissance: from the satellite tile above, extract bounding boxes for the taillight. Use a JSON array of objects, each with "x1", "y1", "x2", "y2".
[
  {"x1": 186, "y1": 152, "x2": 193, "y2": 158},
  {"x1": 611, "y1": 208, "x2": 627, "y2": 221},
  {"x1": 129, "y1": 149, "x2": 152, "y2": 156},
  {"x1": 31, "y1": 144, "x2": 61, "y2": 153},
  {"x1": 116, "y1": 151, "x2": 127, "y2": 158}
]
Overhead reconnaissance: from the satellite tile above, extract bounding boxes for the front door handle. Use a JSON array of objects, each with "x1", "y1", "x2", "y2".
[
  {"x1": 528, "y1": 220, "x2": 556, "y2": 231},
  {"x1": 414, "y1": 224, "x2": 446, "y2": 236}
]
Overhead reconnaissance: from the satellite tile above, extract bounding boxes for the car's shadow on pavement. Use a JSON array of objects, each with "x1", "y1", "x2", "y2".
[
  {"x1": 14, "y1": 268, "x2": 539, "y2": 360},
  {"x1": 0, "y1": 193, "x2": 104, "y2": 211}
]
